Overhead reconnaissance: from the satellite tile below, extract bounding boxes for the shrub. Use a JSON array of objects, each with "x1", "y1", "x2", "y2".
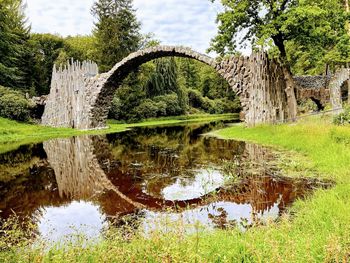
[
  {"x1": 134, "y1": 99, "x2": 164, "y2": 120},
  {"x1": 298, "y1": 99, "x2": 318, "y2": 114},
  {"x1": 188, "y1": 89, "x2": 204, "y2": 109},
  {"x1": 217, "y1": 98, "x2": 241, "y2": 113},
  {"x1": 154, "y1": 100, "x2": 167, "y2": 117},
  {"x1": 333, "y1": 107, "x2": 350, "y2": 125},
  {"x1": 202, "y1": 97, "x2": 214, "y2": 112},
  {"x1": 0, "y1": 86, "x2": 33, "y2": 122},
  {"x1": 154, "y1": 93, "x2": 183, "y2": 116},
  {"x1": 109, "y1": 97, "x2": 123, "y2": 120},
  {"x1": 209, "y1": 99, "x2": 225, "y2": 114}
]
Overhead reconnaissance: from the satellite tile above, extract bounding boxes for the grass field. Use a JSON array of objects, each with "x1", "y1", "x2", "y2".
[{"x1": 1, "y1": 115, "x2": 350, "y2": 262}]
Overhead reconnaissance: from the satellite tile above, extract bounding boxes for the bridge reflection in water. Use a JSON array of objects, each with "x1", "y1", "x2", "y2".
[{"x1": 0, "y1": 122, "x2": 327, "y2": 243}]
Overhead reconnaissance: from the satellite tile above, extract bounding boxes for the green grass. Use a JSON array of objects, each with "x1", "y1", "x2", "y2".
[
  {"x1": 212, "y1": 116, "x2": 350, "y2": 183},
  {"x1": 0, "y1": 113, "x2": 237, "y2": 154},
  {"x1": 1, "y1": 115, "x2": 350, "y2": 262}
]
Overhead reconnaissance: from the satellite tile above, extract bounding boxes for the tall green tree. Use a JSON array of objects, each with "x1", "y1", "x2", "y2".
[
  {"x1": 91, "y1": 0, "x2": 142, "y2": 72},
  {"x1": 29, "y1": 33, "x2": 65, "y2": 95},
  {"x1": 55, "y1": 35, "x2": 97, "y2": 66},
  {"x1": 178, "y1": 58, "x2": 200, "y2": 89},
  {"x1": 209, "y1": 0, "x2": 350, "y2": 74},
  {"x1": 145, "y1": 58, "x2": 179, "y2": 97},
  {"x1": 0, "y1": 0, "x2": 31, "y2": 90}
]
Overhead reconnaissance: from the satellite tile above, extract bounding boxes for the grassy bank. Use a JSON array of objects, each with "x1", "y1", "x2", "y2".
[
  {"x1": 0, "y1": 113, "x2": 237, "y2": 154},
  {"x1": 1, "y1": 116, "x2": 350, "y2": 262}
]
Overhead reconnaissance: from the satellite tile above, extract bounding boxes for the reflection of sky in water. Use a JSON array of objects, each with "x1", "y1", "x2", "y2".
[
  {"x1": 34, "y1": 170, "x2": 282, "y2": 242},
  {"x1": 141, "y1": 200, "x2": 281, "y2": 235},
  {"x1": 161, "y1": 169, "x2": 225, "y2": 201},
  {"x1": 37, "y1": 201, "x2": 106, "y2": 245}
]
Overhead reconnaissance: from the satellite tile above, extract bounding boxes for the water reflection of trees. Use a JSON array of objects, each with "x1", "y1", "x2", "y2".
[{"x1": 104, "y1": 124, "x2": 247, "y2": 196}]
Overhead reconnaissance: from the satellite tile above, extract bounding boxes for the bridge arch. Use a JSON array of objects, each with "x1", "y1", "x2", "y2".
[
  {"x1": 42, "y1": 45, "x2": 294, "y2": 129},
  {"x1": 329, "y1": 68, "x2": 350, "y2": 114},
  {"x1": 87, "y1": 46, "x2": 237, "y2": 128}
]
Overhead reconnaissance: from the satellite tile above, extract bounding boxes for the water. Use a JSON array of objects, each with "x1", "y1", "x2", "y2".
[{"x1": 0, "y1": 120, "x2": 328, "y2": 244}]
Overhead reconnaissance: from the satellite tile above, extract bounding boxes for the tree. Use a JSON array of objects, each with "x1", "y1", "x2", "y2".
[
  {"x1": 0, "y1": 0, "x2": 31, "y2": 90},
  {"x1": 29, "y1": 33, "x2": 65, "y2": 95},
  {"x1": 145, "y1": 58, "x2": 179, "y2": 97},
  {"x1": 55, "y1": 35, "x2": 97, "y2": 66},
  {"x1": 91, "y1": 0, "x2": 142, "y2": 72},
  {"x1": 284, "y1": 0, "x2": 350, "y2": 74},
  {"x1": 209, "y1": 0, "x2": 349, "y2": 73},
  {"x1": 178, "y1": 58, "x2": 200, "y2": 89}
]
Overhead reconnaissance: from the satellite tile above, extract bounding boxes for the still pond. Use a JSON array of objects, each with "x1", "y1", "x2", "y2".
[{"x1": 0, "y1": 120, "x2": 327, "y2": 244}]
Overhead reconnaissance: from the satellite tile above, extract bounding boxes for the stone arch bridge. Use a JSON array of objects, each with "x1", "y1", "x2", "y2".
[
  {"x1": 294, "y1": 69, "x2": 350, "y2": 112},
  {"x1": 43, "y1": 45, "x2": 299, "y2": 129}
]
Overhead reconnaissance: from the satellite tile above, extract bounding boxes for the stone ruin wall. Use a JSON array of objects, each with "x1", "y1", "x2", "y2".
[
  {"x1": 216, "y1": 52, "x2": 291, "y2": 126},
  {"x1": 293, "y1": 70, "x2": 350, "y2": 113},
  {"x1": 329, "y1": 68, "x2": 350, "y2": 114},
  {"x1": 293, "y1": 75, "x2": 331, "y2": 106},
  {"x1": 41, "y1": 60, "x2": 99, "y2": 128}
]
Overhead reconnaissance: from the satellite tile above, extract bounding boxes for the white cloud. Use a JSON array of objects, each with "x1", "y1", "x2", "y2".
[
  {"x1": 25, "y1": 0, "x2": 249, "y2": 55},
  {"x1": 25, "y1": 0, "x2": 95, "y2": 37}
]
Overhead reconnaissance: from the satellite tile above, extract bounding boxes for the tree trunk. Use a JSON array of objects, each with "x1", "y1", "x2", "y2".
[
  {"x1": 282, "y1": 66, "x2": 297, "y2": 121},
  {"x1": 272, "y1": 35, "x2": 298, "y2": 121},
  {"x1": 272, "y1": 33, "x2": 297, "y2": 121}
]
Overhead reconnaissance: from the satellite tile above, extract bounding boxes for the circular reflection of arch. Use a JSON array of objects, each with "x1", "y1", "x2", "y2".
[{"x1": 39, "y1": 132, "x2": 323, "y2": 240}]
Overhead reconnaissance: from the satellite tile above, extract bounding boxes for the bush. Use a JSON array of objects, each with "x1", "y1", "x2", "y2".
[
  {"x1": 134, "y1": 99, "x2": 167, "y2": 120},
  {"x1": 214, "y1": 98, "x2": 241, "y2": 114},
  {"x1": 188, "y1": 89, "x2": 204, "y2": 109},
  {"x1": 134, "y1": 99, "x2": 158, "y2": 119},
  {"x1": 209, "y1": 99, "x2": 224, "y2": 114},
  {"x1": 154, "y1": 101, "x2": 167, "y2": 117},
  {"x1": 333, "y1": 107, "x2": 350, "y2": 125},
  {"x1": 108, "y1": 97, "x2": 123, "y2": 120},
  {"x1": 0, "y1": 86, "x2": 33, "y2": 122},
  {"x1": 298, "y1": 99, "x2": 318, "y2": 114},
  {"x1": 188, "y1": 88, "x2": 241, "y2": 114},
  {"x1": 154, "y1": 93, "x2": 183, "y2": 116},
  {"x1": 202, "y1": 97, "x2": 214, "y2": 112}
]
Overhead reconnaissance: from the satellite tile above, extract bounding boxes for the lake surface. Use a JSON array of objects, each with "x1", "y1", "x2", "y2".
[{"x1": 0, "y1": 120, "x2": 327, "y2": 244}]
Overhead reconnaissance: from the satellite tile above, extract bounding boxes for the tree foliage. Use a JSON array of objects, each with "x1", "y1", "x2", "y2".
[
  {"x1": 0, "y1": 0, "x2": 31, "y2": 89},
  {"x1": 91, "y1": 0, "x2": 142, "y2": 72},
  {"x1": 109, "y1": 56, "x2": 241, "y2": 122},
  {"x1": 28, "y1": 34, "x2": 65, "y2": 95},
  {"x1": 0, "y1": 86, "x2": 33, "y2": 121},
  {"x1": 210, "y1": 0, "x2": 350, "y2": 74},
  {"x1": 145, "y1": 58, "x2": 180, "y2": 97}
]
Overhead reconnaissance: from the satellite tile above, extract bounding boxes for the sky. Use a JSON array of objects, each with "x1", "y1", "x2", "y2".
[{"x1": 24, "y1": 0, "x2": 226, "y2": 54}]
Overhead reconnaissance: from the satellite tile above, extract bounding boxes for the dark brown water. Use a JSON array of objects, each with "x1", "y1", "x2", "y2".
[{"x1": 0, "y1": 121, "x2": 327, "y2": 243}]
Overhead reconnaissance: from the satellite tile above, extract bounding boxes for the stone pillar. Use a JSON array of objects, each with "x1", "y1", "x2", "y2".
[
  {"x1": 217, "y1": 52, "x2": 291, "y2": 126},
  {"x1": 41, "y1": 60, "x2": 99, "y2": 128},
  {"x1": 329, "y1": 68, "x2": 349, "y2": 115}
]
